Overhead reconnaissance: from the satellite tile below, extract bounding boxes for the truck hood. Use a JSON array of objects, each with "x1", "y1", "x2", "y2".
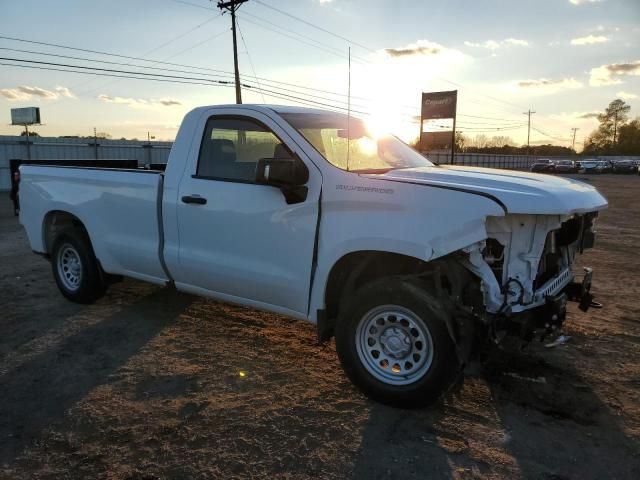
[{"x1": 366, "y1": 165, "x2": 608, "y2": 215}]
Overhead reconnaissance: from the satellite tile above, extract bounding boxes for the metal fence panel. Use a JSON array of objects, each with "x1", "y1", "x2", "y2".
[
  {"x1": 0, "y1": 135, "x2": 172, "y2": 191},
  {"x1": 0, "y1": 157, "x2": 10, "y2": 191}
]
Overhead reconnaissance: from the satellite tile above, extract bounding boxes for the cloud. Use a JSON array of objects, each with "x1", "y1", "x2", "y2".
[
  {"x1": 569, "y1": 0, "x2": 602, "y2": 5},
  {"x1": 464, "y1": 38, "x2": 529, "y2": 50},
  {"x1": 616, "y1": 91, "x2": 638, "y2": 100},
  {"x1": 98, "y1": 94, "x2": 182, "y2": 109},
  {"x1": 516, "y1": 78, "x2": 583, "y2": 93},
  {"x1": 589, "y1": 60, "x2": 640, "y2": 86},
  {"x1": 157, "y1": 99, "x2": 181, "y2": 106},
  {"x1": 505, "y1": 38, "x2": 529, "y2": 47},
  {"x1": 578, "y1": 112, "x2": 600, "y2": 119},
  {"x1": 571, "y1": 34, "x2": 608, "y2": 45},
  {"x1": 465, "y1": 40, "x2": 500, "y2": 50},
  {"x1": 55, "y1": 86, "x2": 76, "y2": 98},
  {"x1": 0, "y1": 85, "x2": 76, "y2": 101},
  {"x1": 512, "y1": 77, "x2": 583, "y2": 95},
  {"x1": 384, "y1": 40, "x2": 442, "y2": 57},
  {"x1": 0, "y1": 88, "x2": 30, "y2": 101}
]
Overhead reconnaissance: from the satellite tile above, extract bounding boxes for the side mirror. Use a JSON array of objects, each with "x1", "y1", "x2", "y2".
[
  {"x1": 256, "y1": 157, "x2": 309, "y2": 187},
  {"x1": 256, "y1": 156, "x2": 309, "y2": 204}
]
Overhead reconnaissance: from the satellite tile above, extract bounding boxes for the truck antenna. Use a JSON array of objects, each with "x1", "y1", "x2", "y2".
[{"x1": 346, "y1": 46, "x2": 351, "y2": 172}]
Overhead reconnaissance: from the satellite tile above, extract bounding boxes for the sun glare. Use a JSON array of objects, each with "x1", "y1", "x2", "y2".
[{"x1": 356, "y1": 136, "x2": 378, "y2": 156}]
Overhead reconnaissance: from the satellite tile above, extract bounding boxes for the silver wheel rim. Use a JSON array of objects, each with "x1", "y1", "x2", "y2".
[
  {"x1": 355, "y1": 305, "x2": 434, "y2": 386},
  {"x1": 57, "y1": 244, "x2": 82, "y2": 292}
]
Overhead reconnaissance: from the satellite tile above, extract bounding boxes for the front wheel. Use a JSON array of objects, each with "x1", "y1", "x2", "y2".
[{"x1": 335, "y1": 278, "x2": 458, "y2": 407}]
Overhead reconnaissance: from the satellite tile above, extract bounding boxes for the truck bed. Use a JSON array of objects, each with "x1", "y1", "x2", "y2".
[{"x1": 19, "y1": 165, "x2": 169, "y2": 284}]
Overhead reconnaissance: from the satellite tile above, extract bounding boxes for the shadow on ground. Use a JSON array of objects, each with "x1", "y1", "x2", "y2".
[
  {"x1": 0, "y1": 288, "x2": 192, "y2": 465},
  {"x1": 352, "y1": 341, "x2": 640, "y2": 479}
]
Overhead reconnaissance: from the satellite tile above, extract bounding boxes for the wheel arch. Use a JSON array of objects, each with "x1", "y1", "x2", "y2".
[
  {"x1": 324, "y1": 250, "x2": 439, "y2": 324},
  {"x1": 319, "y1": 249, "x2": 481, "y2": 352},
  {"x1": 42, "y1": 210, "x2": 90, "y2": 256}
]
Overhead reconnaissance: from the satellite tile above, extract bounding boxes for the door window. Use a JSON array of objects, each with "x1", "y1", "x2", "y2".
[{"x1": 196, "y1": 117, "x2": 291, "y2": 182}]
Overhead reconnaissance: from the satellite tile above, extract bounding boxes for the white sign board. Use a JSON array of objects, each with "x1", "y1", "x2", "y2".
[{"x1": 11, "y1": 107, "x2": 41, "y2": 125}]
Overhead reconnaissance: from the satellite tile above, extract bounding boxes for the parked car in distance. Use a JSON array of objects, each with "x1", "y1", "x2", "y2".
[
  {"x1": 554, "y1": 160, "x2": 578, "y2": 174},
  {"x1": 581, "y1": 159, "x2": 605, "y2": 174},
  {"x1": 530, "y1": 158, "x2": 555, "y2": 173},
  {"x1": 613, "y1": 160, "x2": 638, "y2": 174}
]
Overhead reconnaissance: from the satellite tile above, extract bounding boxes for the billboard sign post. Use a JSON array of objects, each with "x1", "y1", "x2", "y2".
[
  {"x1": 10, "y1": 107, "x2": 41, "y2": 160},
  {"x1": 419, "y1": 91, "x2": 457, "y2": 164}
]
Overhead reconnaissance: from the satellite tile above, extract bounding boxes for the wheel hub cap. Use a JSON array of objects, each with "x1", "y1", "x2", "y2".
[
  {"x1": 57, "y1": 244, "x2": 82, "y2": 292},
  {"x1": 355, "y1": 306, "x2": 435, "y2": 386},
  {"x1": 380, "y1": 327, "x2": 411, "y2": 358}
]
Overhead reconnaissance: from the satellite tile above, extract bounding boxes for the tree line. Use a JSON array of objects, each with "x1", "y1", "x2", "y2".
[{"x1": 453, "y1": 133, "x2": 574, "y2": 156}]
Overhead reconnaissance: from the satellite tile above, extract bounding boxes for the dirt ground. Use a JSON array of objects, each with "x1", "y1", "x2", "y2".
[{"x1": 0, "y1": 174, "x2": 639, "y2": 479}]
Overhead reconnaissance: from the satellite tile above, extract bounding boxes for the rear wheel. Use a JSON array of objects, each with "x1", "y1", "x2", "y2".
[
  {"x1": 335, "y1": 278, "x2": 458, "y2": 407},
  {"x1": 51, "y1": 228, "x2": 105, "y2": 304}
]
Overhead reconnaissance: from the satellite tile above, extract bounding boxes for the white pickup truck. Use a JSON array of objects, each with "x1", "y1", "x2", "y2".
[{"x1": 19, "y1": 104, "x2": 607, "y2": 406}]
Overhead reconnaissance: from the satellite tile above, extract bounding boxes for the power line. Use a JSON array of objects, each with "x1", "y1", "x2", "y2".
[
  {"x1": 2, "y1": 57, "x2": 566, "y2": 141},
  {"x1": 0, "y1": 45, "x2": 236, "y2": 81},
  {"x1": 170, "y1": 0, "x2": 218, "y2": 11},
  {"x1": 176, "y1": 0, "x2": 529, "y2": 114},
  {"x1": 0, "y1": 57, "x2": 371, "y2": 114},
  {"x1": 238, "y1": 10, "x2": 369, "y2": 63},
  {"x1": 531, "y1": 126, "x2": 570, "y2": 143},
  {"x1": 0, "y1": 39, "x2": 368, "y2": 108},
  {"x1": 253, "y1": 0, "x2": 375, "y2": 53},
  {"x1": 236, "y1": 14, "x2": 361, "y2": 64},
  {"x1": 252, "y1": 1, "x2": 528, "y2": 113},
  {"x1": 0, "y1": 34, "x2": 527, "y2": 124},
  {"x1": 0, "y1": 32, "x2": 559, "y2": 134},
  {"x1": 236, "y1": 19, "x2": 265, "y2": 103}
]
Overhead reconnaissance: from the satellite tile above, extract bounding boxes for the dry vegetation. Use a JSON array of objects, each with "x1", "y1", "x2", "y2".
[{"x1": 1, "y1": 175, "x2": 639, "y2": 479}]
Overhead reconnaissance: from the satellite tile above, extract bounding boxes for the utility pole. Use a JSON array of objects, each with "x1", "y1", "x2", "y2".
[
  {"x1": 217, "y1": 0, "x2": 249, "y2": 104},
  {"x1": 571, "y1": 127, "x2": 579, "y2": 151},
  {"x1": 93, "y1": 127, "x2": 98, "y2": 160},
  {"x1": 523, "y1": 109, "x2": 536, "y2": 154},
  {"x1": 24, "y1": 124, "x2": 31, "y2": 160}
]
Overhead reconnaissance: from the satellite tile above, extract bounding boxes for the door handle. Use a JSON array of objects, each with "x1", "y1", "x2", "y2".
[{"x1": 181, "y1": 195, "x2": 207, "y2": 205}]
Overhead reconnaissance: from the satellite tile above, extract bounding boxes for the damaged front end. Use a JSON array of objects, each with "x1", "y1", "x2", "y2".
[{"x1": 462, "y1": 212, "x2": 599, "y2": 343}]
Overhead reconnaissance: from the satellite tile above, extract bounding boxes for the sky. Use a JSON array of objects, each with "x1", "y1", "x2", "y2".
[{"x1": 1, "y1": 0, "x2": 639, "y2": 149}]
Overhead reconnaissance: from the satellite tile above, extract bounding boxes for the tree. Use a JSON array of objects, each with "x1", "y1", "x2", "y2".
[
  {"x1": 486, "y1": 136, "x2": 515, "y2": 148},
  {"x1": 454, "y1": 132, "x2": 468, "y2": 151},
  {"x1": 617, "y1": 118, "x2": 640, "y2": 155},
  {"x1": 470, "y1": 134, "x2": 489, "y2": 149},
  {"x1": 20, "y1": 130, "x2": 40, "y2": 136},
  {"x1": 585, "y1": 99, "x2": 631, "y2": 153}
]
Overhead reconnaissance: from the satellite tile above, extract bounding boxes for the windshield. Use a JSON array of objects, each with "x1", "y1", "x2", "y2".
[{"x1": 280, "y1": 112, "x2": 434, "y2": 172}]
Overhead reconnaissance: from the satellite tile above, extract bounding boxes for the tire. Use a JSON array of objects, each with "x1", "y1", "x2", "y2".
[
  {"x1": 335, "y1": 277, "x2": 458, "y2": 407},
  {"x1": 51, "y1": 228, "x2": 105, "y2": 304}
]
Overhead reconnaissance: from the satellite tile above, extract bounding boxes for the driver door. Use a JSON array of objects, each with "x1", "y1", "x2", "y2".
[{"x1": 173, "y1": 113, "x2": 320, "y2": 317}]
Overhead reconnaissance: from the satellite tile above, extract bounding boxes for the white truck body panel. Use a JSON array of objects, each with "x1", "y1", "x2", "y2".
[
  {"x1": 19, "y1": 166, "x2": 168, "y2": 284},
  {"x1": 377, "y1": 166, "x2": 608, "y2": 215}
]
